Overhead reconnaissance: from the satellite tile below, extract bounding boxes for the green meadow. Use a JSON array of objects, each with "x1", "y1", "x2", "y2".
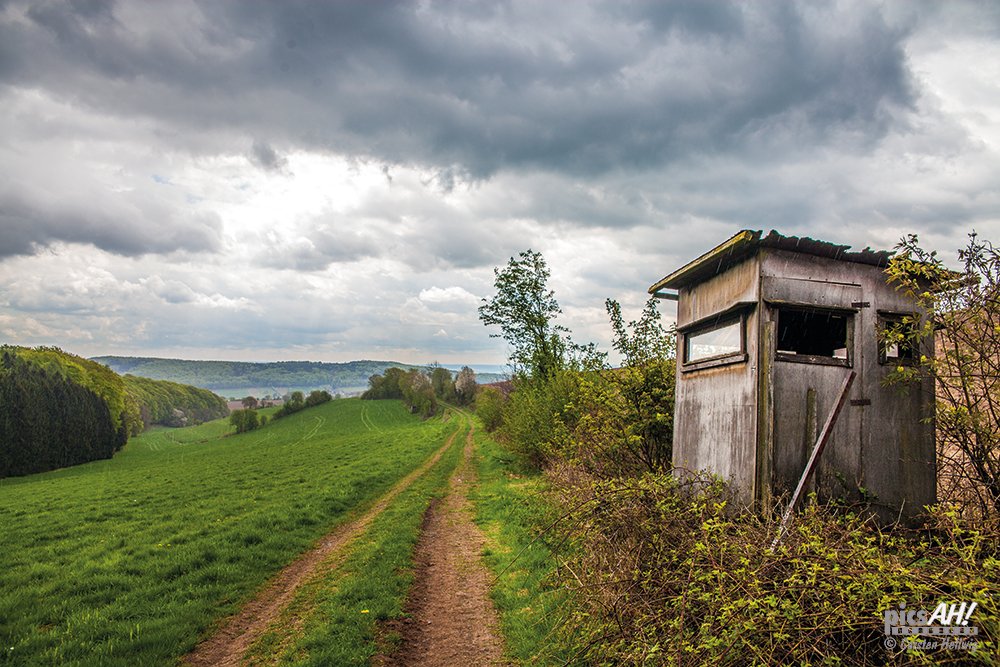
[{"x1": 0, "y1": 398, "x2": 457, "y2": 667}]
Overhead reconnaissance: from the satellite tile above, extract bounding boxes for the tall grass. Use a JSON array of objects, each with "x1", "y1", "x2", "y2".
[{"x1": 0, "y1": 399, "x2": 447, "y2": 667}]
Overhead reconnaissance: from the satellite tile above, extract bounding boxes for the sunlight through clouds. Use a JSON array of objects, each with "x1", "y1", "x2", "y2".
[{"x1": 0, "y1": 1, "x2": 997, "y2": 365}]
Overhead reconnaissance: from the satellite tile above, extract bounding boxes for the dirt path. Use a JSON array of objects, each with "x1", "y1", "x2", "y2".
[
  {"x1": 375, "y1": 410, "x2": 509, "y2": 666},
  {"x1": 181, "y1": 424, "x2": 462, "y2": 667}
]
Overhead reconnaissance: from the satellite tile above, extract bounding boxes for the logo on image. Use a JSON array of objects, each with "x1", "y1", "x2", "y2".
[{"x1": 882, "y1": 601, "x2": 980, "y2": 652}]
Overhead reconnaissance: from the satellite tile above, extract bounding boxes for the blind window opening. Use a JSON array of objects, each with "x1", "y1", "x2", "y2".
[{"x1": 777, "y1": 308, "x2": 849, "y2": 359}]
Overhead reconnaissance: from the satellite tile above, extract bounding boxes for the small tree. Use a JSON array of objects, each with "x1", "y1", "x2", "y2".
[
  {"x1": 402, "y1": 370, "x2": 437, "y2": 418},
  {"x1": 601, "y1": 297, "x2": 677, "y2": 473},
  {"x1": 241, "y1": 395, "x2": 259, "y2": 410},
  {"x1": 476, "y1": 386, "x2": 504, "y2": 431},
  {"x1": 430, "y1": 367, "x2": 455, "y2": 402},
  {"x1": 479, "y1": 249, "x2": 566, "y2": 380},
  {"x1": 455, "y1": 366, "x2": 477, "y2": 405},
  {"x1": 884, "y1": 232, "x2": 1000, "y2": 519}
]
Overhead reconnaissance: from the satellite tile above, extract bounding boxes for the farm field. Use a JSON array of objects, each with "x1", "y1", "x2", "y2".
[{"x1": 0, "y1": 398, "x2": 460, "y2": 667}]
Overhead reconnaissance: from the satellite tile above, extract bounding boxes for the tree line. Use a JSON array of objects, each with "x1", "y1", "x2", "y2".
[
  {"x1": 228, "y1": 389, "x2": 334, "y2": 434},
  {"x1": 0, "y1": 347, "x2": 130, "y2": 478},
  {"x1": 122, "y1": 374, "x2": 229, "y2": 429},
  {"x1": 92, "y1": 356, "x2": 502, "y2": 393},
  {"x1": 0, "y1": 346, "x2": 232, "y2": 479},
  {"x1": 361, "y1": 365, "x2": 477, "y2": 418}
]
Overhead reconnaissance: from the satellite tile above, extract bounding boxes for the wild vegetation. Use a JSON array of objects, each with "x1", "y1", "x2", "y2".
[
  {"x1": 884, "y1": 232, "x2": 1000, "y2": 523},
  {"x1": 0, "y1": 398, "x2": 453, "y2": 666},
  {"x1": 473, "y1": 246, "x2": 1000, "y2": 665}
]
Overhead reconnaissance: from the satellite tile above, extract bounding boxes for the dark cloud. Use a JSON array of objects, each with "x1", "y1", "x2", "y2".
[
  {"x1": 249, "y1": 139, "x2": 290, "y2": 174},
  {"x1": 0, "y1": 187, "x2": 223, "y2": 259},
  {"x1": 1, "y1": 1, "x2": 917, "y2": 177},
  {"x1": 0, "y1": 0, "x2": 996, "y2": 365}
]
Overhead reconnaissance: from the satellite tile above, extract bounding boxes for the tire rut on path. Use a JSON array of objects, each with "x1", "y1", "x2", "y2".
[
  {"x1": 182, "y1": 423, "x2": 463, "y2": 667},
  {"x1": 375, "y1": 410, "x2": 509, "y2": 666}
]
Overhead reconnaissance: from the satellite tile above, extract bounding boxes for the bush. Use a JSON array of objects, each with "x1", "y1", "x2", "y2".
[
  {"x1": 497, "y1": 371, "x2": 582, "y2": 466},
  {"x1": 228, "y1": 408, "x2": 260, "y2": 434},
  {"x1": 547, "y1": 472, "x2": 999, "y2": 666},
  {"x1": 476, "y1": 386, "x2": 505, "y2": 432},
  {"x1": 305, "y1": 390, "x2": 333, "y2": 408},
  {"x1": 885, "y1": 232, "x2": 1000, "y2": 522},
  {"x1": 272, "y1": 389, "x2": 332, "y2": 420}
]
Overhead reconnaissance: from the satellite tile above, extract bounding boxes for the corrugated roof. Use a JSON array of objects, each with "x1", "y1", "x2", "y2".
[{"x1": 648, "y1": 229, "x2": 893, "y2": 295}]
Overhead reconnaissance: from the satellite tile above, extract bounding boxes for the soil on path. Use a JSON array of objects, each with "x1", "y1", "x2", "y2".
[
  {"x1": 181, "y1": 425, "x2": 460, "y2": 667},
  {"x1": 374, "y1": 413, "x2": 509, "y2": 666}
]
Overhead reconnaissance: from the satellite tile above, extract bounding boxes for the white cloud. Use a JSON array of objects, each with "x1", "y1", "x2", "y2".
[{"x1": 419, "y1": 286, "x2": 480, "y2": 305}]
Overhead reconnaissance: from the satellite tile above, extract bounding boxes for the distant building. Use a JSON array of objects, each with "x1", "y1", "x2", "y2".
[{"x1": 649, "y1": 230, "x2": 935, "y2": 523}]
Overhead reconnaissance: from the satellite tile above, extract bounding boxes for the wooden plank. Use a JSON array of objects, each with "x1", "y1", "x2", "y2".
[
  {"x1": 755, "y1": 318, "x2": 775, "y2": 510},
  {"x1": 770, "y1": 370, "x2": 856, "y2": 551}
]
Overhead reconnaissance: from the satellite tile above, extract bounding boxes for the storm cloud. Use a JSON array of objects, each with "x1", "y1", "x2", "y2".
[{"x1": 0, "y1": 0, "x2": 997, "y2": 364}]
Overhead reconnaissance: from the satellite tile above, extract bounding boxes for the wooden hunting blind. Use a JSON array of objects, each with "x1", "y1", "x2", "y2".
[{"x1": 649, "y1": 230, "x2": 935, "y2": 522}]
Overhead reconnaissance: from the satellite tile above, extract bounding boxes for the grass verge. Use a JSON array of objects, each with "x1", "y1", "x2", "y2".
[{"x1": 470, "y1": 421, "x2": 571, "y2": 665}]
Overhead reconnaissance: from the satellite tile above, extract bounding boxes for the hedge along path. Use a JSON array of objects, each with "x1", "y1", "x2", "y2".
[
  {"x1": 181, "y1": 417, "x2": 464, "y2": 667},
  {"x1": 375, "y1": 406, "x2": 509, "y2": 666}
]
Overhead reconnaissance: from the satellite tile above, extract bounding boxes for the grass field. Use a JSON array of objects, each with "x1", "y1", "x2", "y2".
[
  {"x1": 0, "y1": 398, "x2": 456, "y2": 667},
  {"x1": 244, "y1": 408, "x2": 468, "y2": 665}
]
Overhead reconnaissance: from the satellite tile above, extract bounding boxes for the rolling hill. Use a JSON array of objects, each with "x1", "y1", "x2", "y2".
[{"x1": 91, "y1": 357, "x2": 506, "y2": 396}]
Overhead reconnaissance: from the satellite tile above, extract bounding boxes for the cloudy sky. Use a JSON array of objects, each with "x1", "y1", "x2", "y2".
[{"x1": 1, "y1": 1, "x2": 998, "y2": 368}]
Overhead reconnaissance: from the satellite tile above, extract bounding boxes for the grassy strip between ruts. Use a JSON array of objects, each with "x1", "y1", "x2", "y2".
[
  {"x1": 0, "y1": 398, "x2": 452, "y2": 667},
  {"x1": 470, "y1": 419, "x2": 572, "y2": 665},
  {"x1": 241, "y1": 407, "x2": 467, "y2": 666}
]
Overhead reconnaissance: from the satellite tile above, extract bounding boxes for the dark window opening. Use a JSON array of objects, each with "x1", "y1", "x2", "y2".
[{"x1": 776, "y1": 308, "x2": 850, "y2": 359}]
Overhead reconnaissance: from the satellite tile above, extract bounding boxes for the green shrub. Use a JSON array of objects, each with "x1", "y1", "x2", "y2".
[
  {"x1": 475, "y1": 386, "x2": 504, "y2": 432},
  {"x1": 547, "y1": 473, "x2": 999, "y2": 666},
  {"x1": 496, "y1": 371, "x2": 583, "y2": 466},
  {"x1": 228, "y1": 408, "x2": 260, "y2": 434}
]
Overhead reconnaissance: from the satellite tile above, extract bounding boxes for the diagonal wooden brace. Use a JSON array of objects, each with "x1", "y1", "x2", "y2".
[{"x1": 770, "y1": 370, "x2": 856, "y2": 551}]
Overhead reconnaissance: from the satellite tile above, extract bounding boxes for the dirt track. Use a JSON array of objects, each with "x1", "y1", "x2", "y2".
[
  {"x1": 182, "y1": 408, "x2": 507, "y2": 666},
  {"x1": 374, "y1": 411, "x2": 508, "y2": 666}
]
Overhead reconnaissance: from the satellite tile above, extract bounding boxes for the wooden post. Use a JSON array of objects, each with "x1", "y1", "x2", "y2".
[{"x1": 770, "y1": 370, "x2": 856, "y2": 551}]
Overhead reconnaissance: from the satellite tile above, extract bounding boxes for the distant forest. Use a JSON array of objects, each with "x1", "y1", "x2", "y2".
[{"x1": 92, "y1": 357, "x2": 506, "y2": 394}]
